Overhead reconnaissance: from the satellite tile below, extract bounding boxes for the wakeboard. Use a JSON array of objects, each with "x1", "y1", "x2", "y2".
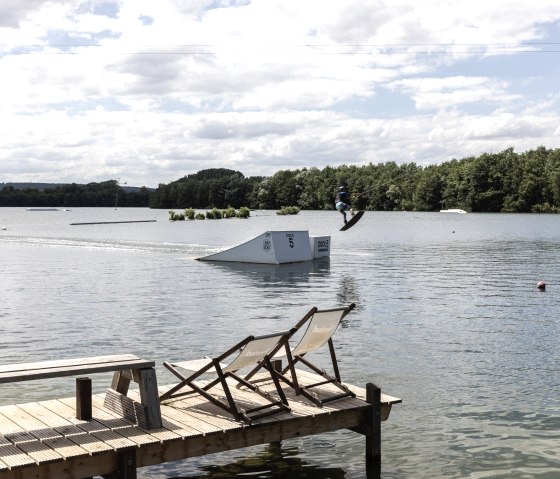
[{"x1": 340, "y1": 210, "x2": 364, "y2": 231}]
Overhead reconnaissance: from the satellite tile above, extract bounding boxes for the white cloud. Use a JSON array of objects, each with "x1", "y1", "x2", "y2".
[{"x1": 388, "y1": 76, "x2": 519, "y2": 110}]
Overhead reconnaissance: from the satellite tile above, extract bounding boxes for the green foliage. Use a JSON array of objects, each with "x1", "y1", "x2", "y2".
[
  {"x1": 236, "y1": 206, "x2": 251, "y2": 218},
  {"x1": 168, "y1": 210, "x2": 185, "y2": 221},
  {"x1": 532, "y1": 203, "x2": 560, "y2": 213},
  {"x1": 277, "y1": 206, "x2": 301, "y2": 215},
  {"x1": 170, "y1": 206, "x2": 250, "y2": 220},
  {"x1": 149, "y1": 168, "x2": 261, "y2": 209},
  {"x1": 0, "y1": 180, "x2": 151, "y2": 207},
  {"x1": 184, "y1": 208, "x2": 196, "y2": 220},
  {"x1": 5, "y1": 148, "x2": 560, "y2": 213},
  {"x1": 206, "y1": 208, "x2": 223, "y2": 219},
  {"x1": 222, "y1": 206, "x2": 237, "y2": 218}
]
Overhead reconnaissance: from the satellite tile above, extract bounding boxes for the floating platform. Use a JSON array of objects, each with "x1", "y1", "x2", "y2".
[
  {"x1": 70, "y1": 220, "x2": 157, "y2": 225},
  {"x1": 197, "y1": 231, "x2": 330, "y2": 264},
  {"x1": 26, "y1": 208, "x2": 61, "y2": 211},
  {"x1": 439, "y1": 209, "x2": 467, "y2": 214},
  {"x1": 0, "y1": 370, "x2": 400, "y2": 479}
]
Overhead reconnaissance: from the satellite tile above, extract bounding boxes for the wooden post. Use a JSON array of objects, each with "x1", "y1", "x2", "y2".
[
  {"x1": 137, "y1": 368, "x2": 163, "y2": 429},
  {"x1": 366, "y1": 382, "x2": 381, "y2": 479},
  {"x1": 117, "y1": 448, "x2": 137, "y2": 479},
  {"x1": 101, "y1": 449, "x2": 137, "y2": 479},
  {"x1": 76, "y1": 377, "x2": 92, "y2": 420},
  {"x1": 111, "y1": 369, "x2": 132, "y2": 395}
]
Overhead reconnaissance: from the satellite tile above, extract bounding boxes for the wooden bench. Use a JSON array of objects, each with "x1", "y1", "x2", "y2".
[{"x1": 0, "y1": 354, "x2": 162, "y2": 429}]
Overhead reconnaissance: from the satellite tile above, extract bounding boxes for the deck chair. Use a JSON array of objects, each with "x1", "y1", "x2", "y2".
[
  {"x1": 265, "y1": 303, "x2": 357, "y2": 407},
  {"x1": 160, "y1": 331, "x2": 291, "y2": 423}
]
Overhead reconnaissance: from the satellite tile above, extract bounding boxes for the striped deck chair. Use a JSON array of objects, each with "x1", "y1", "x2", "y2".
[
  {"x1": 273, "y1": 303, "x2": 357, "y2": 407},
  {"x1": 160, "y1": 331, "x2": 291, "y2": 423}
]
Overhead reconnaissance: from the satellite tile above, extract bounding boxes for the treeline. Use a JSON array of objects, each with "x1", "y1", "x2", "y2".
[
  {"x1": 150, "y1": 169, "x2": 262, "y2": 209},
  {"x1": 3, "y1": 147, "x2": 560, "y2": 212},
  {"x1": 151, "y1": 147, "x2": 560, "y2": 213},
  {"x1": 0, "y1": 180, "x2": 151, "y2": 207}
]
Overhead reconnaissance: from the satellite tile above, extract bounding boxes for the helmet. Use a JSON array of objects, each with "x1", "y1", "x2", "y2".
[{"x1": 339, "y1": 186, "x2": 346, "y2": 191}]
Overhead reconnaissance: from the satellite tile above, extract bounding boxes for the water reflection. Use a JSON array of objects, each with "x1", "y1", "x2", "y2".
[
  {"x1": 199, "y1": 258, "x2": 331, "y2": 286},
  {"x1": 336, "y1": 274, "x2": 361, "y2": 308},
  {"x1": 161, "y1": 442, "x2": 346, "y2": 479}
]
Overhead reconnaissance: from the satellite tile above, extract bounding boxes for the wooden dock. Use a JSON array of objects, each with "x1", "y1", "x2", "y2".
[{"x1": 0, "y1": 370, "x2": 400, "y2": 479}]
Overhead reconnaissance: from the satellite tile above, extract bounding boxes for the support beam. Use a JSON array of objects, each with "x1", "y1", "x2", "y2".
[
  {"x1": 137, "y1": 368, "x2": 162, "y2": 429},
  {"x1": 365, "y1": 382, "x2": 381, "y2": 479},
  {"x1": 101, "y1": 449, "x2": 137, "y2": 479},
  {"x1": 76, "y1": 377, "x2": 92, "y2": 420}
]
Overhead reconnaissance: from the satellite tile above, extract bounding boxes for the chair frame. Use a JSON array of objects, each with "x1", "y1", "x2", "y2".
[
  {"x1": 160, "y1": 331, "x2": 291, "y2": 423},
  {"x1": 273, "y1": 303, "x2": 357, "y2": 407}
]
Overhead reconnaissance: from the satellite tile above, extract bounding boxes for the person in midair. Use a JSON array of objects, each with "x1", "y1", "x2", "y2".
[{"x1": 335, "y1": 186, "x2": 354, "y2": 224}]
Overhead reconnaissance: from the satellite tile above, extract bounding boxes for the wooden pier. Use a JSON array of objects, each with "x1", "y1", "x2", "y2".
[{"x1": 0, "y1": 370, "x2": 400, "y2": 479}]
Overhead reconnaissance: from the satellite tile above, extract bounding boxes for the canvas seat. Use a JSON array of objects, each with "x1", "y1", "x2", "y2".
[
  {"x1": 262, "y1": 303, "x2": 357, "y2": 407},
  {"x1": 160, "y1": 331, "x2": 291, "y2": 423}
]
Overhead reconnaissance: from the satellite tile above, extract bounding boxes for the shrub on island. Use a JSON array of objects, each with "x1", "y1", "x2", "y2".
[
  {"x1": 276, "y1": 206, "x2": 301, "y2": 215},
  {"x1": 168, "y1": 207, "x2": 251, "y2": 221}
]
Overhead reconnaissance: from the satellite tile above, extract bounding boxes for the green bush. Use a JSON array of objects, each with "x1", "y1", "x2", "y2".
[
  {"x1": 222, "y1": 206, "x2": 236, "y2": 218},
  {"x1": 236, "y1": 207, "x2": 251, "y2": 218},
  {"x1": 169, "y1": 210, "x2": 185, "y2": 221},
  {"x1": 171, "y1": 207, "x2": 250, "y2": 220},
  {"x1": 184, "y1": 208, "x2": 196, "y2": 220},
  {"x1": 277, "y1": 205, "x2": 301, "y2": 215},
  {"x1": 206, "y1": 208, "x2": 222, "y2": 219},
  {"x1": 532, "y1": 203, "x2": 560, "y2": 213}
]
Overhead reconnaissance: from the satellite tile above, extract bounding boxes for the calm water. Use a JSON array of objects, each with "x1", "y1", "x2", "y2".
[{"x1": 1, "y1": 208, "x2": 559, "y2": 478}]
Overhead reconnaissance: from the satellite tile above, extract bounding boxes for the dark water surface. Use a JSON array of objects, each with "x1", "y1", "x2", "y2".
[{"x1": 1, "y1": 208, "x2": 559, "y2": 478}]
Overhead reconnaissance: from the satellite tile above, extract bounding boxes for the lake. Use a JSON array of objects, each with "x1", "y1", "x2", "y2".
[{"x1": 1, "y1": 207, "x2": 559, "y2": 478}]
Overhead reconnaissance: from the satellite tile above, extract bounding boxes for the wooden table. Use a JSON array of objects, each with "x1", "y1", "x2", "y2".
[{"x1": 0, "y1": 354, "x2": 162, "y2": 429}]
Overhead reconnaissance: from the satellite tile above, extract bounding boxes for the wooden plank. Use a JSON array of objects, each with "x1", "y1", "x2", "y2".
[
  {"x1": 16, "y1": 403, "x2": 91, "y2": 460},
  {"x1": 85, "y1": 428, "x2": 137, "y2": 450},
  {"x1": 0, "y1": 444, "x2": 36, "y2": 469},
  {"x1": 103, "y1": 389, "x2": 147, "y2": 427},
  {"x1": 40, "y1": 399, "x2": 124, "y2": 454},
  {"x1": 54, "y1": 398, "x2": 137, "y2": 450},
  {"x1": 17, "y1": 402, "x2": 82, "y2": 434},
  {"x1": 41, "y1": 437, "x2": 87, "y2": 460},
  {"x1": 14, "y1": 441, "x2": 61, "y2": 464},
  {"x1": 0, "y1": 406, "x2": 61, "y2": 442},
  {"x1": 37, "y1": 399, "x2": 97, "y2": 436},
  {"x1": 0, "y1": 450, "x2": 120, "y2": 479},
  {"x1": 135, "y1": 406, "x2": 369, "y2": 469},
  {"x1": 158, "y1": 385, "x2": 244, "y2": 432},
  {"x1": 92, "y1": 394, "x2": 180, "y2": 444},
  {"x1": 65, "y1": 432, "x2": 114, "y2": 455},
  {"x1": 0, "y1": 412, "x2": 46, "y2": 444},
  {"x1": 0, "y1": 355, "x2": 142, "y2": 373},
  {"x1": 0, "y1": 356, "x2": 154, "y2": 383}
]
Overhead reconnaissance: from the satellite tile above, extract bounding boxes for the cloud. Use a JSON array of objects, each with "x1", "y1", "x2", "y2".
[
  {"x1": 0, "y1": 0, "x2": 66, "y2": 28},
  {"x1": 388, "y1": 76, "x2": 518, "y2": 111},
  {"x1": 1, "y1": 0, "x2": 560, "y2": 186}
]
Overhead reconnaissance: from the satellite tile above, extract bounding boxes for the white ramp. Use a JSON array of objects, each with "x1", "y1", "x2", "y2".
[{"x1": 197, "y1": 231, "x2": 329, "y2": 264}]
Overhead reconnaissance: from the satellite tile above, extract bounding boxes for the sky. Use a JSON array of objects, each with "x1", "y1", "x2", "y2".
[{"x1": 1, "y1": 0, "x2": 560, "y2": 188}]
